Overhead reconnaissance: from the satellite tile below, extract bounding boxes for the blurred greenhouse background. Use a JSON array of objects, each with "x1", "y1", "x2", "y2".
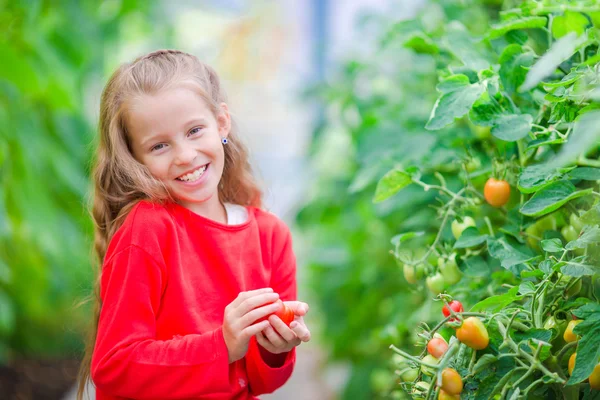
[
  {"x1": 0, "y1": 0, "x2": 426, "y2": 398},
  {"x1": 5, "y1": 0, "x2": 599, "y2": 399}
]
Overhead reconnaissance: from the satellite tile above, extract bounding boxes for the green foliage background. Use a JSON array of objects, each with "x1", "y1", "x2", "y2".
[{"x1": 0, "y1": 0, "x2": 171, "y2": 362}]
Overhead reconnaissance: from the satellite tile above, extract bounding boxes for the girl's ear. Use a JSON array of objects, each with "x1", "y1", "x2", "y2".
[{"x1": 217, "y1": 102, "x2": 231, "y2": 138}]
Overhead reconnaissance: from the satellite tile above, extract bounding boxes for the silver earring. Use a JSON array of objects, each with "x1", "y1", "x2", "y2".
[{"x1": 221, "y1": 137, "x2": 228, "y2": 144}]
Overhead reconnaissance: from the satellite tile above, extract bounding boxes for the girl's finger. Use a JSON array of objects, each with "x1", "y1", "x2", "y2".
[
  {"x1": 283, "y1": 301, "x2": 309, "y2": 316},
  {"x1": 268, "y1": 315, "x2": 297, "y2": 342},
  {"x1": 239, "y1": 301, "x2": 282, "y2": 327},
  {"x1": 236, "y1": 292, "x2": 280, "y2": 317},
  {"x1": 290, "y1": 321, "x2": 311, "y2": 342},
  {"x1": 241, "y1": 320, "x2": 271, "y2": 341},
  {"x1": 263, "y1": 325, "x2": 286, "y2": 348},
  {"x1": 231, "y1": 288, "x2": 274, "y2": 308},
  {"x1": 256, "y1": 331, "x2": 276, "y2": 353}
]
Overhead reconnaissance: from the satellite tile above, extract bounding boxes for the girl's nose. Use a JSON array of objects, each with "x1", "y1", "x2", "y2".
[{"x1": 174, "y1": 145, "x2": 196, "y2": 165}]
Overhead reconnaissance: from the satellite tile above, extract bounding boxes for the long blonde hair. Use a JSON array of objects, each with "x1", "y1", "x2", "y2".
[{"x1": 77, "y1": 49, "x2": 263, "y2": 399}]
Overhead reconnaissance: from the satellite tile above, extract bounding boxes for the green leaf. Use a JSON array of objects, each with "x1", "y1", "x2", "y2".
[
  {"x1": 374, "y1": 168, "x2": 413, "y2": 203},
  {"x1": 461, "y1": 255, "x2": 491, "y2": 278},
  {"x1": 551, "y1": 12, "x2": 589, "y2": 39},
  {"x1": 560, "y1": 259, "x2": 599, "y2": 277},
  {"x1": 520, "y1": 180, "x2": 593, "y2": 217},
  {"x1": 454, "y1": 227, "x2": 488, "y2": 249},
  {"x1": 518, "y1": 281, "x2": 536, "y2": 295},
  {"x1": 426, "y1": 75, "x2": 485, "y2": 130},
  {"x1": 566, "y1": 227, "x2": 600, "y2": 250},
  {"x1": 490, "y1": 114, "x2": 532, "y2": 142},
  {"x1": 521, "y1": 32, "x2": 588, "y2": 92},
  {"x1": 403, "y1": 32, "x2": 439, "y2": 54},
  {"x1": 567, "y1": 167, "x2": 600, "y2": 181},
  {"x1": 487, "y1": 237, "x2": 537, "y2": 269},
  {"x1": 518, "y1": 164, "x2": 564, "y2": 194},
  {"x1": 488, "y1": 17, "x2": 547, "y2": 39},
  {"x1": 499, "y1": 44, "x2": 535, "y2": 94},
  {"x1": 541, "y1": 238, "x2": 563, "y2": 253},
  {"x1": 471, "y1": 286, "x2": 519, "y2": 312},
  {"x1": 568, "y1": 304, "x2": 600, "y2": 385},
  {"x1": 391, "y1": 231, "x2": 425, "y2": 246}
]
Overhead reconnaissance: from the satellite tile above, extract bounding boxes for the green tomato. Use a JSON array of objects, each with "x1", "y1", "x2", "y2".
[
  {"x1": 465, "y1": 157, "x2": 482, "y2": 172},
  {"x1": 421, "y1": 355, "x2": 439, "y2": 376},
  {"x1": 451, "y1": 216, "x2": 476, "y2": 240},
  {"x1": 561, "y1": 225, "x2": 579, "y2": 243},
  {"x1": 569, "y1": 213, "x2": 585, "y2": 232},
  {"x1": 403, "y1": 263, "x2": 425, "y2": 284},
  {"x1": 535, "y1": 213, "x2": 559, "y2": 233},
  {"x1": 525, "y1": 224, "x2": 540, "y2": 250},
  {"x1": 412, "y1": 381, "x2": 431, "y2": 399},
  {"x1": 438, "y1": 253, "x2": 462, "y2": 285},
  {"x1": 426, "y1": 273, "x2": 446, "y2": 295},
  {"x1": 401, "y1": 367, "x2": 419, "y2": 382}
]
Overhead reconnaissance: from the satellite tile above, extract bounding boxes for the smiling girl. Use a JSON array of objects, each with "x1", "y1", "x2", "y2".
[{"x1": 76, "y1": 49, "x2": 311, "y2": 400}]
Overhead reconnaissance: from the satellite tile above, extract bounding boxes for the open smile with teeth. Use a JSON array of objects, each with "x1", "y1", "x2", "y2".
[{"x1": 176, "y1": 164, "x2": 208, "y2": 182}]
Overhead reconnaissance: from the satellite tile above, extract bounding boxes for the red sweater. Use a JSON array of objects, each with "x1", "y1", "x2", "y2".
[{"x1": 91, "y1": 200, "x2": 297, "y2": 399}]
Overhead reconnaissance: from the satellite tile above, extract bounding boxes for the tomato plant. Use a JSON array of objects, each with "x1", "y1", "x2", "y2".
[{"x1": 298, "y1": 0, "x2": 600, "y2": 398}]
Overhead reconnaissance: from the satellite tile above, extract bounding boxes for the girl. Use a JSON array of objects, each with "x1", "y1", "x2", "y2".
[{"x1": 77, "y1": 49, "x2": 311, "y2": 400}]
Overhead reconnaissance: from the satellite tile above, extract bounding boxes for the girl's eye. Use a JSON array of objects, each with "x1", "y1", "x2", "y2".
[
  {"x1": 151, "y1": 143, "x2": 166, "y2": 152},
  {"x1": 189, "y1": 127, "x2": 203, "y2": 136}
]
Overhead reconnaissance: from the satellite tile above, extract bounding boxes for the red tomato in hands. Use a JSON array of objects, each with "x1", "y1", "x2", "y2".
[
  {"x1": 484, "y1": 178, "x2": 510, "y2": 207},
  {"x1": 257, "y1": 300, "x2": 295, "y2": 326},
  {"x1": 442, "y1": 300, "x2": 464, "y2": 322}
]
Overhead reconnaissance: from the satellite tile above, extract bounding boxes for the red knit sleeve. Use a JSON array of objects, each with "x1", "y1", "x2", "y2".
[
  {"x1": 245, "y1": 219, "x2": 297, "y2": 395},
  {"x1": 91, "y1": 245, "x2": 231, "y2": 398}
]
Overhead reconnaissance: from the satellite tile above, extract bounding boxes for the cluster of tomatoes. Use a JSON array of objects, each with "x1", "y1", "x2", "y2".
[
  {"x1": 396, "y1": 300, "x2": 490, "y2": 399},
  {"x1": 402, "y1": 178, "x2": 512, "y2": 296}
]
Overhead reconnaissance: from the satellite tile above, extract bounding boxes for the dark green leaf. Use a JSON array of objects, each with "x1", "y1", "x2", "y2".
[
  {"x1": 568, "y1": 305, "x2": 600, "y2": 385},
  {"x1": 426, "y1": 75, "x2": 485, "y2": 130},
  {"x1": 520, "y1": 180, "x2": 593, "y2": 217},
  {"x1": 567, "y1": 167, "x2": 600, "y2": 181},
  {"x1": 499, "y1": 44, "x2": 535, "y2": 94},
  {"x1": 518, "y1": 164, "x2": 564, "y2": 194},
  {"x1": 454, "y1": 227, "x2": 489, "y2": 249},
  {"x1": 541, "y1": 238, "x2": 563, "y2": 252},
  {"x1": 561, "y1": 260, "x2": 599, "y2": 277},
  {"x1": 491, "y1": 114, "x2": 532, "y2": 142}
]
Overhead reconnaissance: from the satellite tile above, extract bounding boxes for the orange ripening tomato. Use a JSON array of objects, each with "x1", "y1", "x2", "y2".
[
  {"x1": 456, "y1": 317, "x2": 489, "y2": 350},
  {"x1": 440, "y1": 368, "x2": 463, "y2": 395},
  {"x1": 589, "y1": 363, "x2": 600, "y2": 390},
  {"x1": 274, "y1": 301, "x2": 295, "y2": 326},
  {"x1": 484, "y1": 178, "x2": 510, "y2": 207},
  {"x1": 427, "y1": 337, "x2": 449, "y2": 359},
  {"x1": 256, "y1": 300, "x2": 295, "y2": 326},
  {"x1": 563, "y1": 320, "x2": 582, "y2": 343},
  {"x1": 568, "y1": 353, "x2": 577, "y2": 376},
  {"x1": 438, "y1": 389, "x2": 460, "y2": 400}
]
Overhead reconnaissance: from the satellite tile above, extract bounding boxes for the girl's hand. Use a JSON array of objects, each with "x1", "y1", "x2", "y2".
[
  {"x1": 223, "y1": 288, "x2": 282, "y2": 363},
  {"x1": 256, "y1": 301, "x2": 311, "y2": 354}
]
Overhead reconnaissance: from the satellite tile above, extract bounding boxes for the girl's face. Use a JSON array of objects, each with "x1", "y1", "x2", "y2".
[{"x1": 127, "y1": 84, "x2": 230, "y2": 208}]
